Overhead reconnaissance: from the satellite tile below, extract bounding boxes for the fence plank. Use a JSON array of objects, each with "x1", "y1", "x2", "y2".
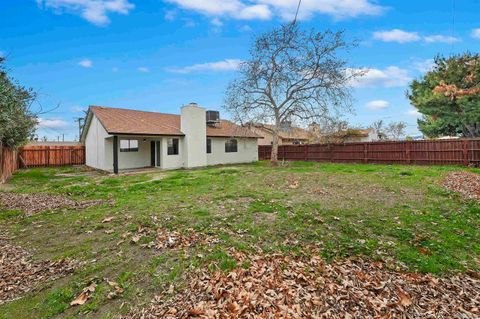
[
  {"x1": 19, "y1": 146, "x2": 85, "y2": 168},
  {"x1": 258, "y1": 139, "x2": 480, "y2": 166}
]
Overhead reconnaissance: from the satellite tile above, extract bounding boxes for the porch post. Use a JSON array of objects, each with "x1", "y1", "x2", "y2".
[{"x1": 113, "y1": 135, "x2": 119, "y2": 174}]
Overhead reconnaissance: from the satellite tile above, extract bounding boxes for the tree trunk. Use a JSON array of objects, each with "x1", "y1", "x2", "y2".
[{"x1": 270, "y1": 128, "x2": 279, "y2": 163}]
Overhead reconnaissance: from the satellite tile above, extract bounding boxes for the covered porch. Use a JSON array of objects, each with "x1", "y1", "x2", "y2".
[{"x1": 107, "y1": 135, "x2": 184, "y2": 173}]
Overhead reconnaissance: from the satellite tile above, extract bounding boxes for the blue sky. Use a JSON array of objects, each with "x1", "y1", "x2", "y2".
[{"x1": 1, "y1": 0, "x2": 480, "y2": 140}]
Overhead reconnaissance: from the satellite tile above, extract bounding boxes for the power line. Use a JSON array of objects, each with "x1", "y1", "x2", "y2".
[{"x1": 293, "y1": 0, "x2": 302, "y2": 25}]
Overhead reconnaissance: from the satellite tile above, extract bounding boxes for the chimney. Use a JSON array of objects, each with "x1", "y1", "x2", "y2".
[{"x1": 180, "y1": 103, "x2": 207, "y2": 168}]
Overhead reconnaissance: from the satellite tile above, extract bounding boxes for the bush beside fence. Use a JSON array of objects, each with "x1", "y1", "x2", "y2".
[{"x1": 258, "y1": 139, "x2": 480, "y2": 166}]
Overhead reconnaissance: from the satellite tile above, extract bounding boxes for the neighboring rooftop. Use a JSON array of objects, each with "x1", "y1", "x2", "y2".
[
  {"x1": 250, "y1": 123, "x2": 311, "y2": 140},
  {"x1": 88, "y1": 106, "x2": 260, "y2": 138}
]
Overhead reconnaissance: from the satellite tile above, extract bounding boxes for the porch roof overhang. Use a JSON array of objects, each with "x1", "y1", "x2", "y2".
[{"x1": 108, "y1": 132, "x2": 185, "y2": 137}]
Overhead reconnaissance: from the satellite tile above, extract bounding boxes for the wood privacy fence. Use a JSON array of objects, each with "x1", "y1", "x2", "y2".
[
  {"x1": 258, "y1": 139, "x2": 480, "y2": 166},
  {"x1": 18, "y1": 146, "x2": 86, "y2": 168},
  {"x1": 0, "y1": 146, "x2": 18, "y2": 184}
]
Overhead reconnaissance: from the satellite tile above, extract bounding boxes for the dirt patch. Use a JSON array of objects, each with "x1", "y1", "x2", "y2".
[
  {"x1": 443, "y1": 171, "x2": 480, "y2": 200},
  {"x1": 0, "y1": 192, "x2": 109, "y2": 216},
  {"x1": 126, "y1": 249, "x2": 480, "y2": 318},
  {"x1": 0, "y1": 235, "x2": 76, "y2": 305}
]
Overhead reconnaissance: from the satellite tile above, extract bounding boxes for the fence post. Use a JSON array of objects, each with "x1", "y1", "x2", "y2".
[
  {"x1": 363, "y1": 143, "x2": 368, "y2": 163},
  {"x1": 304, "y1": 144, "x2": 308, "y2": 161},
  {"x1": 463, "y1": 140, "x2": 469, "y2": 166}
]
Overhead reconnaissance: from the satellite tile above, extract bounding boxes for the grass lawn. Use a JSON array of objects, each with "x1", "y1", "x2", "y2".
[{"x1": 0, "y1": 161, "x2": 479, "y2": 318}]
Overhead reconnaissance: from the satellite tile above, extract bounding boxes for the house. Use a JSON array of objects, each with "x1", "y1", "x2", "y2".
[
  {"x1": 316, "y1": 128, "x2": 380, "y2": 143},
  {"x1": 247, "y1": 123, "x2": 311, "y2": 146},
  {"x1": 80, "y1": 103, "x2": 261, "y2": 173}
]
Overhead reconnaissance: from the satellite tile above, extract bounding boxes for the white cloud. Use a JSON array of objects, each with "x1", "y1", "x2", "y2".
[
  {"x1": 138, "y1": 67, "x2": 150, "y2": 72},
  {"x1": 37, "y1": 118, "x2": 70, "y2": 129},
  {"x1": 239, "y1": 24, "x2": 252, "y2": 32},
  {"x1": 258, "y1": 0, "x2": 385, "y2": 20},
  {"x1": 374, "y1": 29, "x2": 462, "y2": 44},
  {"x1": 423, "y1": 35, "x2": 460, "y2": 44},
  {"x1": 349, "y1": 66, "x2": 412, "y2": 88},
  {"x1": 167, "y1": 0, "x2": 384, "y2": 21},
  {"x1": 36, "y1": 0, "x2": 134, "y2": 26},
  {"x1": 78, "y1": 59, "x2": 93, "y2": 68},
  {"x1": 405, "y1": 109, "x2": 421, "y2": 117},
  {"x1": 168, "y1": 59, "x2": 243, "y2": 73},
  {"x1": 167, "y1": 0, "x2": 271, "y2": 20},
  {"x1": 413, "y1": 59, "x2": 435, "y2": 73},
  {"x1": 373, "y1": 29, "x2": 421, "y2": 43},
  {"x1": 366, "y1": 100, "x2": 389, "y2": 110},
  {"x1": 211, "y1": 17, "x2": 223, "y2": 26},
  {"x1": 471, "y1": 28, "x2": 480, "y2": 39}
]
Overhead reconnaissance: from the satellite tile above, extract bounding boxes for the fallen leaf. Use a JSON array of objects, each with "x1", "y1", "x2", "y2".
[
  {"x1": 397, "y1": 289, "x2": 412, "y2": 307},
  {"x1": 102, "y1": 217, "x2": 114, "y2": 223}
]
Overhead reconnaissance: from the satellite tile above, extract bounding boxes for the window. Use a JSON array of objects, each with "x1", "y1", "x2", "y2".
[
  {"x1": 206, "y1": 139, "x2": 212, "y2": 154},
  {"x1": 167, "y1": 138, "x2": 179, "y2": 155},
  {"x1": 119, "y1": 139, "x2": 138, "y2": 152},
  {"x1": 225, "y1": 139, "x2": 238, "y2": 153}
]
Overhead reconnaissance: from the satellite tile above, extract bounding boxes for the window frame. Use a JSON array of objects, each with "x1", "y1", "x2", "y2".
[
  {"x1": 225, "y1": 139, "x2": 238, "y2": 153},
  {"x1": 167, "y1": 138, "x2": 179, "y2": 155},
  {"x1": 119, "y1": 139, "x2": 139, "y2": 152},
  {"x1": 206, "y1": 138, "x2": 212, "y2": 154}
]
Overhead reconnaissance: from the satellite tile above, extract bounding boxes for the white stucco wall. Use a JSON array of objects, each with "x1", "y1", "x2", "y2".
[
  {"x1": 180, "y1": 104, "x2": 207, "y2": 168},
  {"x1": 85, "y1": 114, "x2": 110, "y2": 171},
  {"x1": 207, "y1": 137, "x2": 258, "y2": 166},
  {"x1": 160, "y1": 137, "x2": 185, "y2": 169}
]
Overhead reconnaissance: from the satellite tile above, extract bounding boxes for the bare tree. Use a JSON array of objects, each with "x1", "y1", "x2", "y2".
[
  {"x1": 386, "y1": 122, "x2": 407, "y2": 140},
  {"x1": 369, "y1": 120, "x2": 406, "y2": 140},
  {"x1": 224, "y1": 23, "x2": 363, "y2": 163}
]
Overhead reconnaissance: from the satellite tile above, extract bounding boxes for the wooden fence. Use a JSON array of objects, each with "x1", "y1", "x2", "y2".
[
  {"x1": 0, "y1": 146, "x2": 18, "y2": 184},
  {"x1": 258, "y1": 139, "x2": 480, "y2": 166},
  {"x1": 18, "y1": 146, "x2": 86, "y2": 168}
]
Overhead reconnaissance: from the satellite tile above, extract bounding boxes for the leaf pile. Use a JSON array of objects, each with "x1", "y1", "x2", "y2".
[
  {"x1": 0, "y1": 192, "x2": 108, "y2": 216},
  {"x1": 443, "y1": 171, "x2": 480, "y2": 200},
  {"x1": 126, "y1": 249, "x2": 480, "y2": 318},
  {"x1": 154, "y1": 228, "x2": 220, "y2": 250},
  {"x1": 0, "y1": 236, "x2": 75, "y2": 305}
]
